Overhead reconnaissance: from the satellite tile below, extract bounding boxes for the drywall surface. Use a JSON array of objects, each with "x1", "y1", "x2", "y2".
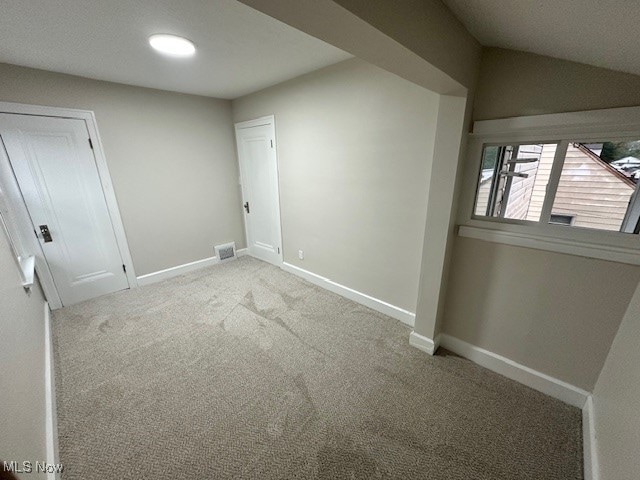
[
  {"x1": 0, "y1": 62, "x2": 244, "y2": 276},
  {"x1": 233, "y1": 59, "x2": 439, "y2": 312},
  {"x1": 0, "y1": 229, "x2": 48, "y2": 479},
  {"x1": 413, "y1": 94, "x2": 468, "y2": 339},
  {"x1": 443, "y1": 47, "x2": 640, "y2": 388},
  {"x1": 474, "y1": 48, "x2": 640, "y2": 120},
  {"x1": 333, "y1": 0, "x2": 480, "y2": 89},
  {"x1": 237, "y1": 0, "x2": 477, "y2": 95},
  {"x1": 443, "y1": 236, "x2": 640, "y2": 390},
  {"x1": 592, "y1": 279, "x2": 640, "y2": 480}
]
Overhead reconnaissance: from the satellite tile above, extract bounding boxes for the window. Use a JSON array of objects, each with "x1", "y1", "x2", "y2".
[
  {"x1": 474, "y1": 143, "x2": 557, "y2": 222},
  {"x1": 462, "y1": 107, "x2": 640, "y2": 265},
  {"x1": 549, "y1": 214, "x2": 575, "y2": 226},
  {"x1": 473, "y1": 140, "x2": 640, "y2": 235}
]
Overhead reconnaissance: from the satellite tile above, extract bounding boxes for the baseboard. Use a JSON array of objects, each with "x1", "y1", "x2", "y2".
[
  {"x1": 409, "y1": 331, "x2": 440, "y2": 355},
  {"x1": 582, "y1": 396, "x2": 599, "y2": 480},
  {"x1": 439, "y1": 334, "x2": 589, "y2": 408},
  {"x1": 44, "y1": 302, "x2": 61, "y2": 479},
  {"x1": 136, "y1": 248, "x2": 248, "y2": 286},
  {"x1": 281, "y1": 262, "x2": 416, "y2": 327}
]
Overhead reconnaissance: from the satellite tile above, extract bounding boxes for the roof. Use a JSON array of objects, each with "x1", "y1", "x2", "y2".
[{"x1": 575, "y1": 144, "x2": 636, "y2": 187}]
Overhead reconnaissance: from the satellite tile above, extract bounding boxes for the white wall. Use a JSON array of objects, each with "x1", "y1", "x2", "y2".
[
  {"x1": 592, "y1": 279, "x2": 640, "y2": 480},
  {"x1": 233, "y1": 58, "x2": 440, "y2": 313},
  {"x1": 0, "y1": 62, "x2": 245, "y2": 277},
  {"x1": 0, "y1": 229, "x2": 48, "y2": 479}
]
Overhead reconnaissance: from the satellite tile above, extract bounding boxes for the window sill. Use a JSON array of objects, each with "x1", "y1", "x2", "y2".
[{"x1": 458, "y1": 225, "x2": 640, "y2": 266}]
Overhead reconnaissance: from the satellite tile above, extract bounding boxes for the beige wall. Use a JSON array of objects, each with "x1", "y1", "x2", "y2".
[
  {"x1": 233, "y1": 58, "x2": 440, "y2": 312},
  {"x1": 444, "y1": 48, "x2": 640, "y2": 389},
  {"x1": 236, "y1": 0, "x2": 478, "y2": 337},
  {"x1": 0, "y1": 62, "x2": 244, "y2": 276},
  {"x1": 475, "y1": 48, "x2": 640, "y2": 120},
  {"x1": 237, "y1": 0, "x2": 477, "y2": 95},
  {"x1": 333, "y1": 0, "x2": 480, "y2": 89},
  {"x1": 413, "y1": 95, "x2": 469, "y2": 338},
  {"x1": 592, "y1": 279, "x2": 640, "y2": 479},
  {"x1": 444, "y1": 236, "x2": 640, "y2": 390},
  {"x1": 0, "y1": 229, "x2": 48, "y2": 478}
]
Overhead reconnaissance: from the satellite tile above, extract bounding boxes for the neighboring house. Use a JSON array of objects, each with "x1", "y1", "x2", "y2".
[
  {"x1": 477, "y1": 143, "x2": 635, "y2": 231},
  {"x1": 545, "y1": 144, "x2": 635, "y2": 230}
]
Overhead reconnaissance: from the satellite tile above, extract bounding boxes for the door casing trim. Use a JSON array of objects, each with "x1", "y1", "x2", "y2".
[{"x1": 0, "y1": 101, "x2": 137, "y2": 308}]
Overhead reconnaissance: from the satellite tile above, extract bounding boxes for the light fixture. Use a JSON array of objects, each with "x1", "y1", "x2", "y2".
[{"x1": 148, "y1": 34, "x2": 196, "y2": 57}]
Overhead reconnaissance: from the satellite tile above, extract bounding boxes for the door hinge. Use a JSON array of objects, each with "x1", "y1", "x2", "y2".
[
  {"x1": 122, "y1": 264, "x2": 126, "y2": 273},
  {"x1": 88, "y1": 138, "x2": 94, "y2": 150}
]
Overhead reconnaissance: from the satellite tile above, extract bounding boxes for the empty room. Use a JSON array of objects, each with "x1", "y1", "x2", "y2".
[{"x1": 1, "y1": 1, "x2": 639, "y2": 479}]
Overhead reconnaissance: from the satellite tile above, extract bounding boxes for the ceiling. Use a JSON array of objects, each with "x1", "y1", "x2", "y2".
[
  {"x1": 443, "y1": 0, "x2": 640, "y2": 77},
  {"x1": 0, "y1": 0, "x2": 352, "y2": 99}
]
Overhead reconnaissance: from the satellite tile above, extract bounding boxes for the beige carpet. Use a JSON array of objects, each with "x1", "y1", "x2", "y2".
[{"x1": 52, "y1": 256, "x2": 582, "y2": 479}]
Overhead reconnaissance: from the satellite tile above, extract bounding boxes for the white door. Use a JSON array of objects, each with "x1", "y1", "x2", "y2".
[
  {"x1": 235, "y1": 117, "x2": 283, "y2": 266},
  {"x1": 0, "y1": 113, "x2": 129, "y2": 305}
]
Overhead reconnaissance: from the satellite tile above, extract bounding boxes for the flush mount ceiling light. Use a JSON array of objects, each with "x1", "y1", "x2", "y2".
[{"x1": 148, "y1": 34, "x2": 196, "y2": 57}]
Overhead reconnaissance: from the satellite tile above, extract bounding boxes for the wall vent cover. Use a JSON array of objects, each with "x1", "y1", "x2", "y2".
[{"x1": 214, "y1": 242, "x2": 237, "y2": 263}]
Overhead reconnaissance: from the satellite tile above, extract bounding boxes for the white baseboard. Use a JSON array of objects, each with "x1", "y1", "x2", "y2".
[
  {"x1": 44, "y1": 302, "x2": 61, "y2": 479},
  {"x1": 583, "y1": 396, "x2": 599, "y2": 480},
  {"x1": 136, "y1": 248, "x2": 248, "y2": 286},
  {"x1": 281, "y1": 262, "x2": 416, "y2": 327},
  {"x1": 439, "y1": 334, "x2": 589, "y2": 408},
  {"x1": 409, "y1": 331, "x2": 440, "y2": 355}
]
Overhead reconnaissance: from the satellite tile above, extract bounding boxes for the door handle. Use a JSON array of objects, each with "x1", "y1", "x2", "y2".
[
  {"x1": 39, "y1": 224, "x2": 53, "y2": 243},
  {"x1": 244, "y1": 202, "x2": 250, "y2": 214}
]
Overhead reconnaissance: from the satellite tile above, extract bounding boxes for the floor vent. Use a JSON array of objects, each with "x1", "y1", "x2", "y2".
[{"x1": 214, "y1": 242, "x2": 237, "y2": 263}]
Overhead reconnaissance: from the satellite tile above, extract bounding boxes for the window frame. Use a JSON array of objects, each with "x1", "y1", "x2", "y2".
[
  {"x1": 471, "y1": 139, "x2": 564, "y2": 226},
  {"x1": 458, "y1": 106, "x2": 640, "y2": 265}
]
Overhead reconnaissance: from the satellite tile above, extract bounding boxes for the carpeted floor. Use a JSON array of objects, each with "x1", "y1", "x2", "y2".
[{"x1": 52, "y1": 256, "x2": 583, "y2": 479}]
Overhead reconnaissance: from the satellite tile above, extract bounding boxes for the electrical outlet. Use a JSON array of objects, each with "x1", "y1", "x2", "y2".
[{"x1": 298, "y1": 250, "x2": 304, "y2": 260}]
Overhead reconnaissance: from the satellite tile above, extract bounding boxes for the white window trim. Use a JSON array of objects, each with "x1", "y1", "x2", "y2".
[{"x1": 458, "y1": 105, "x2": 640, "y2": 266}]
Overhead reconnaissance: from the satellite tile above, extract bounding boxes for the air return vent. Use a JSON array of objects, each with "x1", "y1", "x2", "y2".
[{"x1": 214, "y1": 242, "x2": 237, "y2": 263}]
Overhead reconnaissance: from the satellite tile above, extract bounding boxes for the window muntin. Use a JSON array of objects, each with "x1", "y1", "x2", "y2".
[{"x1": 473, "y1": 140, "x2": 640, "y2": 235}]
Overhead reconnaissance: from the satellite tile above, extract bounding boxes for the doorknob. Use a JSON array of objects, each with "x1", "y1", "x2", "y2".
[
  {"x1": 39, "y1": 224, "x2": 53, "y2": 243},
  {"x1": 244, "y1": 202, "x2": 250, "y2": 214}
]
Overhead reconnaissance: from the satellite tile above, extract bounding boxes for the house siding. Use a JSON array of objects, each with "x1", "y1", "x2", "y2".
[
  {"x1": 532, "y1": 144, "x2": 634, "y2": 230},
  {"x1": 476, "y1": 143, "x2": 633, "y2": 231}
]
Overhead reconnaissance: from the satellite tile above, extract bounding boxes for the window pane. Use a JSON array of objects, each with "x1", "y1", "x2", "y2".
[
  {"x1": 550, "y1": 142, "x2": 639, "y2": 232},
  {"x1": 474, "y1": 143, "x2": 557, "y2": 221}
]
